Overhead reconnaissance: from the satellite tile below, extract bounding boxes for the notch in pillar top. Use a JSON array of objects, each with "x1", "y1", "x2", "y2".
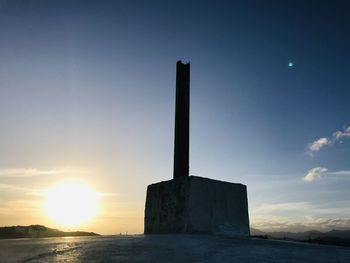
[{"x1": 177, "y1": 60, "x2": 190, "y2": 66}]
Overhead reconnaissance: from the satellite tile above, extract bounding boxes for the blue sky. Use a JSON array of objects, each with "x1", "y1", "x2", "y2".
[{"x1": 0, "y1": 0, "x2": 349, "y2": 233}]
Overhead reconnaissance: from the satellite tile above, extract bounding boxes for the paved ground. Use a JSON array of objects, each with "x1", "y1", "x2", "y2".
[{"x1": 1, "y1": 234, "x2": 350, "y2": 262}]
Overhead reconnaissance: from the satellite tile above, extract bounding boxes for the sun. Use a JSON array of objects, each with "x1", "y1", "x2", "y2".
[{"x1": 43, "y1": 181, "x2": 99, "y2": 227}]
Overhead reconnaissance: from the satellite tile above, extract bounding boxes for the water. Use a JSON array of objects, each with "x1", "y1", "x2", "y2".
[{"x1": 1, "y1": 235, "x2": 350, "y2": 263}]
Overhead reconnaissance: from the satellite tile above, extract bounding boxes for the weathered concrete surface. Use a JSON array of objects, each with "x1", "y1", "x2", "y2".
[
  {"x1": 144, "y1": 176, "x2": 250, "y2": 237},
  {"x1": 2, "y1": 235, "x2": 350, "y2": 263}
]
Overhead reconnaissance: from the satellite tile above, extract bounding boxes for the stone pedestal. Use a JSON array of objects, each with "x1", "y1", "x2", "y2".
[{"x1": 144, "y1": 176, "x2": 250, "y2": 237}]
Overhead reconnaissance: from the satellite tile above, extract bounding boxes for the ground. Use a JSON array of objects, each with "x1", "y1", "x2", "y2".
[{"x1": 1, "y1": 234, "x2": 350, "y2": 262}]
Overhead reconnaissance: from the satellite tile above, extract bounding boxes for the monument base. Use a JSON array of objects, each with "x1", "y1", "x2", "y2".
[{"x1": 144, "y1": 176, "x2": 250, "y2": 237}]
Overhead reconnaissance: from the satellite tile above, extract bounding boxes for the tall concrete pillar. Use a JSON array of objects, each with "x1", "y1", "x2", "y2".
[
  {"x1": 144, "y1": 60, "x2": 250, "y2": 237},
  {"x1": 173, "y1": 61, "x2": 190, "y2": 179}
]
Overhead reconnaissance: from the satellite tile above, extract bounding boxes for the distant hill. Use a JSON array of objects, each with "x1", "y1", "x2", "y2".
[
  {"x1": 250, "y1": 228, "x2": 267, "y2": 236},
  {"x1": 251, "y1": 228, "x2": 350, "y2": 246},
  {"x1": 0, "y1": 225, "x2": 99, "y2": 239}
]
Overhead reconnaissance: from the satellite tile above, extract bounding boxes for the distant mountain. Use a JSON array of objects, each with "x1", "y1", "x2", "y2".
[
  {"x1": 266, "y1": 229, "x2": 350, "y2": 240},
  {"x1": 267, "y1": 230, "x2": 325, "y2": 240},
  {"x1": 0, "y1": 225, "x2": 99, "y2": 239},
  {"x1": 251, "y1": 228, "x2": 350, "y2": 246},
  {"x1": 250, "y1": 228, "x2": 267, "y2": 236}
]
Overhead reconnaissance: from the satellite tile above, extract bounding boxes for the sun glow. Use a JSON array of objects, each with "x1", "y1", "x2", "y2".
[{"x1": 44, "y1": 181, "x2": 99, "y2": 227}]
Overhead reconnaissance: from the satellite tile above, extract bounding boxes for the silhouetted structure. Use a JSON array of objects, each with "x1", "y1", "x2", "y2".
[
  {"x1": 173, "y1": 61, "x2": 190, "y2": 179},
  {"x1": 144, "y1": 61, "x2": 250, "y2": 237}
]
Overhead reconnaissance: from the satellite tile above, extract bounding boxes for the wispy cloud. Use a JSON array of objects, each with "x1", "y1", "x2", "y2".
[
  {"x1": 250, "y1": 200, "x2": 350, "y2": 232},
  {"x1": 304, "y1": 167, "x2": 328, "y2": 182},
  {"x1": 330, "y1": 170, "x2": 350, "y2": 176},
  {"x1": 308, "y1": 137, "x2": 329, "y2": 152},
  {"x1": 333, "y1": 126, "x2": 350, "y2": 140},
  {"x1": 0, "y1": 168, "x2": 60, "y2": 177},
  {"x1": 0, "y1": 199, "x2": 42, "y2": 215},
  {"x1": 307, "y1": 125, "x2": 350, "y2": 155},
  {"x1": 303, "y1": 167, "x2": 350, "y2": 182},
  {"x1": 0, "y1": 183, "x2": 35, "y2": 192},
  {"x1": 251, "y1": 216, "x2": 350, "y2": 232},
  {"x1": 252, "y1": 202, "x2": 312, "y2": 214},
  {"x1": 0, "y1": 182, "x2": 119, "y2": 198},
  {"x1": 98, "y1": 192, "x2": 120, "y2": 197}
]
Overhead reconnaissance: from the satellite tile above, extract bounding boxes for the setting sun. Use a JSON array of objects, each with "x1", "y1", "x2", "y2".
[{"x1": 43, "y1": 181, "x2": 99, "y2": 227}]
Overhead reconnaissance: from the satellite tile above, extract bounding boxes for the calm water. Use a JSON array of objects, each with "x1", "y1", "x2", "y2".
[{"x1": 1, "y1": 235, "x2": 350, "y2": 263}]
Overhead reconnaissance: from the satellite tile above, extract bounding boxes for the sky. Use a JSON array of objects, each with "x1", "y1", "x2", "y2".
[{"x1": 0, "y1": 0, "x2": 350, "y2": 234}]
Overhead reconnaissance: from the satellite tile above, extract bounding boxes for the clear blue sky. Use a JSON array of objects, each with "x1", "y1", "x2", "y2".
[{"x1": 0, "y1": 0, "x2": 349, "y2": 233}]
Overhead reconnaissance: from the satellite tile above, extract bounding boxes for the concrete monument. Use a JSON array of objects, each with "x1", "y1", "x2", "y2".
[{"x1": 144, "y1": 61, "x2": 250, "y2": 237}]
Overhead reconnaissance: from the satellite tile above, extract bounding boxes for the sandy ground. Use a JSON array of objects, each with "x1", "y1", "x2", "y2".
[{"x1": 1, "y1": 234, "x2": 350, "y2": 262}]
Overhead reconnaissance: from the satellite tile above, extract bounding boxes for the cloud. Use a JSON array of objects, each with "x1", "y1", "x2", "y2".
[
  {"x1": 303, "y1": 167, "x2": 328, "y2": 182},
  {"x1": 0, "y1": 183, "x2": 35, "y2": 192},
  {"x1": 250, "y1": 200, "x2": 350, "y2": 232},
  {"x1": 333, "y1": 126, "x2": 350, "y2": 140},
  {"x1": 1, "y1": 179, "x2": 119, "y2": 198},
  {"x1": 307, "y1": 125, "x2": 350, "y2": 155},
  {"x1": 0, "y1": 199, "x2": 42, "y2": 216},
  {"x1": 330, "y1": 170, "x2": 350, "y2": 176},
  {"x1": 0, "y1": 168, "x2": 60, "y2": 177},
  {"x1": 250, "y1": 216, "x2": 350, "y2": 232},
  {"x1": 303, "y1": 167, "x2": 350, "y2": 182},
  {"x1": 252, "y1": 202, "x2": 312, "y2": 214},
  {"x1": 308, "y1": 137, "x2": 329, "y2": 152},
  {"x1": 98, "y1": 192, "x2": 120, "y2": 197}
]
